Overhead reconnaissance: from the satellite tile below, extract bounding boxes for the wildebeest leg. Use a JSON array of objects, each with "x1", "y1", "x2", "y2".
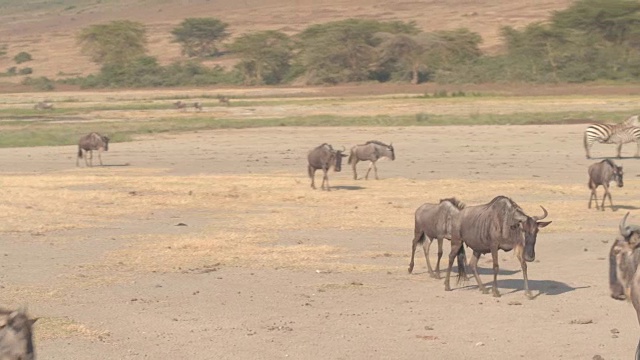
[
  {"x1": 588, "y1": 186, "x2": 598, "y2": 209},
  {"x1": 322, "y1": 168, "x2": 330, "y2": 191},
  {"x1": 434, "y1": 237, "x2": 444, "y2": 279},
  {"x1": 351, "y1": 159, "x2": 358, "y2": 180},
  {"x1": 424, "y1": 237, "x2": 435, "y2": 278},
  {"x1": 408, "y1": 229, "x2": 423, "y2": 274},
  {"x1": 444, "y1": 240, "x2": 463, "y2": 292},
  {"x1": 601, "y1": 183, "x2": 610, "y2": 211},
  {"x1": 309, "y1": 166, "x2": 316, "y2": 189},
  {"x1": 516, "y1": 248, "x2": 533, "y2": 299},
  {"x1": 636, "y1": 140, "x2": 640, "y2": 157},
  {"x1": 469, "y1": 251, "x2": 488, "y2": 294},
  {"x1": 372, "y1": 160, "x2": 379, "y2": 180},
  {"x1": 86, "y1": 150, "x2": 92, "y2": 167},
  {"x1": 490, "y1": 249, "x2": 501, "y2": 297},
  {"x1": 609, "y1": 243, "x2": 626, "y2": 300},
  {"x1": 364, "y1": 161, "x2": 374, "y2": 180},
  {"x1": 636, "y1": 339, "x2": 640, "y2": 360},
  {"x1": 98, "y1": 148, "x2": 103, "y2": 166}
]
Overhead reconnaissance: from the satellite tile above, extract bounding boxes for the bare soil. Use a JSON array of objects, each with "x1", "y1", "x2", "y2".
[{"x1": 1, "y1": 124, "x2": 639, "y2": 359}]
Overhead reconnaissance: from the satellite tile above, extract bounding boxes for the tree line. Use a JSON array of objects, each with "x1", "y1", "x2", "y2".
[{"x1": 59, "y1": 0, "x2": 640, "y2": 88}]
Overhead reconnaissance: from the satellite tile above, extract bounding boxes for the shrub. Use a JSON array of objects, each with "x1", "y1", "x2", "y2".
[{"x1": 14, "y1": 51, "x2": 32, "y2": 64}]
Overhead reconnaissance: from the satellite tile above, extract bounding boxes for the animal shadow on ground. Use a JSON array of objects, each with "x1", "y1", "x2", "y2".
[
  {"x1": 495, "y1": 279, "x2": 587, "y2": 298},
  {"x1": 611, "y1": 204, "x2": 640, "y2": 211},
  {"x1": 100, "y1": 163, "x2": 131, "y2": 167},
  {"x1": 331, "y1": 185, "x2": 365, "y2": 191}
]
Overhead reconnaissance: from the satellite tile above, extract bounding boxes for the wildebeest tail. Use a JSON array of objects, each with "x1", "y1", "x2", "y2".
[
  {"x1": 456, "y1": 245, "x2": 467, "y2": 285},
  {"x1": 77, "y1": 146, "x2": 83, "y2": 158},
  {"x1": 347, "y1": 149, "x2": 355, "y2": 165},
  {"x1": 307, "y1": 164, "x2": 313, "y2": 179}
]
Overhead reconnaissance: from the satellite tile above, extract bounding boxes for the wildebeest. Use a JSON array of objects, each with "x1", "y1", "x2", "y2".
[
  {"x1": 408, "y1": 198, "x2": 466, "y2": 278},
  {"x1": 588, "y1": 159, "x2": 623, "y2": 211},
  {"x1": 173, "y1": 101, "x2": 187, "y2": 111},
  {"x1": 348, "y1": 140, "x2": 395, "y2": 180},
  {"x1": 33, "y1": 101, "x2": 53, "y2": 110},
  {"x1": 584, "y1": 115, "x2": 640, "y2": 158},
  {"x1": 0, "y1": 307, "x2": 37, "y2": 360},
  {"x1": 194, "y1": 102, "x2": 203, "y2": 112},
  {"x1": 607, "y1": 213, "x2": 640, "y2": 358},
  {"x1": 444, "y1": 196, "x2": 551, "y2": 299},
  {"x1": 217, "y1": 95, "x2": 230, "y2": 106},
  {"x1": 76, "y1": 132, "x2": 110, "y2": 167},
  {"x1": 307, "y1": 143, "x2": 347, "y2": 191}
]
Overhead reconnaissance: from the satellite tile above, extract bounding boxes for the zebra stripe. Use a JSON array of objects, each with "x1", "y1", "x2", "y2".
[{"x1": 583, "y1": 115, "x2": 640, "y2": 158}]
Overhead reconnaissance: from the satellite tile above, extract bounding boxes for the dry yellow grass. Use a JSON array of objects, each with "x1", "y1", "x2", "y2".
[{"x1": 1, "y1": 168, "x2": 633, "y2": 276}]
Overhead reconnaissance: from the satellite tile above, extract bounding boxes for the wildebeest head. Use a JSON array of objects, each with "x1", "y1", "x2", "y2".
[
  {"x1": 333, "y1": 146, "x2": 348, "y2": 172},
  {"x1": 619, "y1": 212, "x2": 640, "y2": 240},
  {"x1": 515, "y1": 206, "x2": 552, "y2": 262},
  {"x1": 387, "y1": 143, "x2": 395, "y2": 161},
  {"x1": 614, "y1": 165, "x2": 624, "y2": 187},
  {"x1": 102, "y1": 135, "x2": 110, "y2": 151},
  {"x1": 0, "y1": 308, "x2": 37, "y2": 360}
]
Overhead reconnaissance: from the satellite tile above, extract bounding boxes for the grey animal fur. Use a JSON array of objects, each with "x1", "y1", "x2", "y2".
[
  {"x1": 588, "y1": 159, "x2": 623, "y2": 211},
  {"x1": 307, "y1": 143, "x2": 347, "y2": 191},
  {"x1": 0, "y1": 307, "x2": 37, "y2": 360},
  {"x1": 77, "y1": 132, "x2": 110, "y2": 167},
  {"x1": 348, "y1": 140, "x2": 395, "y2": 180},
  {"x1": 444, "y1": 196, "x2": 551, "y2": 299},
  {"x1": 408, "y1": 198, "x2": 466, "y2": 278}
]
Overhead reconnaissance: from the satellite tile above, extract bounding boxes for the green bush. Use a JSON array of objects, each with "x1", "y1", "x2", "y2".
[
  {"x1": 18, "y1": 67, "x2": 32, "y2": 75},
  {"x1": 21, "y1": 76, "x2": 55, "y2": 91},
  {"x1": 13, "y1": 51, "x2": 32, "y2": 64}
]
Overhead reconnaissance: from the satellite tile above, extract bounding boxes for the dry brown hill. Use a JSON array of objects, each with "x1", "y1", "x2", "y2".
[{"x1": 0, "y1": 0, "x2": 573, "y2": 84}]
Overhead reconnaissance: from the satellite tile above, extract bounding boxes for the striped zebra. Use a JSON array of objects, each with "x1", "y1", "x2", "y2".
[{"x1": 583, "y1": 115, "x2": 640, "y2": 159}]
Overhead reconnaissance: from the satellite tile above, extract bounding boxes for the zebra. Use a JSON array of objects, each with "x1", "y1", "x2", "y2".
[{"x1": 583, "y1": 115, "x2": 640, "y2": 159}]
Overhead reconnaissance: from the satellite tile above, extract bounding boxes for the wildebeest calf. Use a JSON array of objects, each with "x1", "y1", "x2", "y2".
[
  {"x1": 444, "y1": 196, "x2": 551, "y2": 299},
  {"x1": 194, "y1": 102, "x2": 203, "y2": 112},
  {"x1": 217, "y1": 95, "x2": 230, "y2": 106},
  {"x1": 408, "y1": 197, "x2": 465, "y2": 278},
  {"x1": 173, "y1": 101, "x2": 187, "y2": 111},
  {"x1": 307, "y1": 143, "x2": 347, "y2": 191},
  {"x1": 0, "y1": 307, "x2": 37, "y2": 360},
  {"x1": 77, "y1": 132, "x2": 110, "y2": 167},
  {"x1": 588, "y1": 159, "x2": 623, "y2": 211}
]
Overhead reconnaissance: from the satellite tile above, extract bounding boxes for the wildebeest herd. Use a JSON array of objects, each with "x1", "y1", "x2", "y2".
[{"x1": 9, "y1": 106, "x2": 640, "y2": 358}]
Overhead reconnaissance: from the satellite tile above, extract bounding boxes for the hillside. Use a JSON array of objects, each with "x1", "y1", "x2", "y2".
[{"x1": 0, "y1": 0, "x2": 573, "y2": 84}]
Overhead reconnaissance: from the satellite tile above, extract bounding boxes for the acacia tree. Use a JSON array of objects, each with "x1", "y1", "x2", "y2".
[
  {"x1": 229, "y1": 30, "x2": 292, "y2": 85},
  {"x1": 171, "y1": 18, "x2": 229, "y2": 57},
  {"x1": 77, "y1": 20, "x2": 147, "y2": 66}
]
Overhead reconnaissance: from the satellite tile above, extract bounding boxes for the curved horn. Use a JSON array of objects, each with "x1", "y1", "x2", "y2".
[
  {"x1": 620, "y1": 212, "x2": 631, "y2": 237},
  {"x1": 532, "y1": 205, "x2": 548, "y2": 221},
  {"x1": 340, "y1": 146, "x2": 346, "y2": 152}
]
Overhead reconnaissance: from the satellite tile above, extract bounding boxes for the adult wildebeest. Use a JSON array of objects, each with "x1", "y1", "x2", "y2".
[
  {"x1": 607, "y1": 213, "x2": 640, "y2": 358},
  {"x1": 584, "y1": 115, "x2": 640, "y2": 158},
  {"x1": 194, "y1": 102, "x2": 203, "y2": 112},
  {"x1": 33, "y1": 101, "x2": 53, "y2": 110},
  {"x1": 173, "y1": 101, "x2": 187, "y2": 111},
  {"x1": 76, "y1": 132, "x2": 110, "y2": 167},
  {"x1": 307, "y1": 143, "x2": 347, "y2": 191},
  {"x1": 348, "y1": 140, "x2": 395, "y2": 180},
  {"x1": 0, "y1": 307, "x2": 37, "y2": 360},
  {"x1": 217, "y1": 95, "x2": 230, "y2": 106},
  {"x1": 408, "y1": 198, "x2": 466, "y2": 278},
  {"x1": 444, "y1": 196, "x2": 551, "y2": 299},
  {"x1": 588, "y1": 159, "x2": 623, "y2": 211}
]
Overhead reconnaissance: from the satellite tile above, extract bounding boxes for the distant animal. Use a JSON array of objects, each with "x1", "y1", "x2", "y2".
[
  {"x1": 408, "y1": 197, "x2": 466, "y2": 278},
  {"x1": 194, "y1": 102, "x2": 203, "y2": 112},
  {"x1": 217, "y1": 95, "x2": 230, "y2": 106},
  {"x1": 307, "y1": 143, "x2": 348, "y2": 191},
  {"x1": 33, "y1": 101, "x2": 53, "y2": 110},
  {"x1": 444, "y1": 196, "x2": 551, "y2": 299},
  {"x1": 348, "y1": 140, "x2": 395, "y2": 180},
  {"x1": 0, "y1": 307, "x2": 37, "y2": 360},
  {"x1": 77, "y1": 132, "x2": 110, "y2": 167},
  {"x1": 583, "y1": 115, "x2": 640, "y2": 158},
  {"x1": 173, "y1": 101, "x2": 187, "y2": 111},
  {"x1": 588, "y1": 159, "x2": 623, "y2": 211}
]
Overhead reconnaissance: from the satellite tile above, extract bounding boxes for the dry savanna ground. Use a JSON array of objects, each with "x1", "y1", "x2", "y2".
[{"x1": 1, "y1": 86, "x2": 640, "y2": 359}]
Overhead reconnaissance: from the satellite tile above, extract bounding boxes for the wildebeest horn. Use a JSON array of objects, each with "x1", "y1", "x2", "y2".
[
  {"x1": 620, "y1": 212, "x2": 631, "y2": 237},
  {"x1": 532, "y1": 206, "x2": 548, "y2": 221},
  {"x1": 340, "y1": 146, "x2": 346, "y2": 152}
]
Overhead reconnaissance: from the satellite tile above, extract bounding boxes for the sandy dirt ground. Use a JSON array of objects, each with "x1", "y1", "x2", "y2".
[{"x1": 1, "y1": 124, "x2": 639, "y2": 359}]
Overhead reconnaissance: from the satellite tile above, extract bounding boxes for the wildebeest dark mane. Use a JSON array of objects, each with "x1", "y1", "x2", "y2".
[
  {"x1": 464, "y1": 196, "x2": 524, "y2": 241},
  {"x1": 439, "y1": 197, "x2": 465, "y2": 210},
  {"x1": 602, "y1": 158, "x2": 617, "y2": 168},
  {"x1": 364, "y1": 140, "x2": 389, "y2": 147}
]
